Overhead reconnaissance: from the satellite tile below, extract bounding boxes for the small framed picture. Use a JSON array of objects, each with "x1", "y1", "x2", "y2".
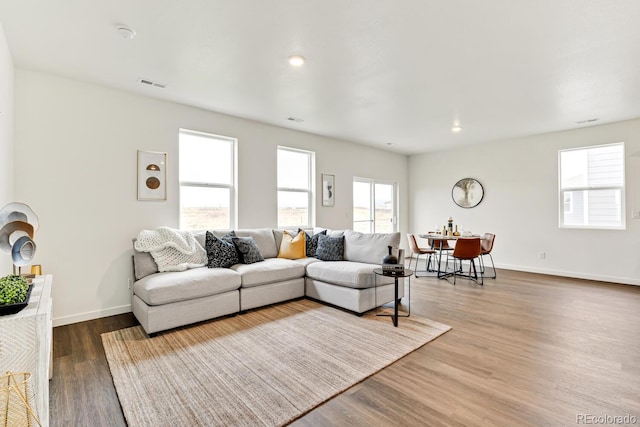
[
  {"x1": 138, "y1": 150, "x2": 167, "y2": 201},
  {"x1": 322, "y1": 174, "x2": 335, "y2": 207}
]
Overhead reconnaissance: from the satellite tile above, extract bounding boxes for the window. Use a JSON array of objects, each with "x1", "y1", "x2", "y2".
[
  {"x1": 353, "y1": 178, "x2": 397, "y2": 233},
  {"x1": 559, "y1": 142, "x2": 624, "y2": 228},
  {"x1": 277, "y1": 147, "x2": 314, "y2": 228},
  {"x1": 179, "y1": 129, "x2": 236, "y2": 230}
]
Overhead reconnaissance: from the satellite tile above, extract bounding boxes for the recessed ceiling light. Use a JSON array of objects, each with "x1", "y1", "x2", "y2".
[
  {"x1": 116, "y1": 25, "x2": 136, "y2": 40},
  {"x1": 452, "y1": 125, "x2": 463, "y2": 133},
  {"x1": 287, "y1": 117, "x2": 304, "y2": 122},
  {"x1": 288, "y1": 55, "x2": 306, "y2": 66},
  {"x1": 386, "y1": 142, "x2": 393, "y2": 146}
]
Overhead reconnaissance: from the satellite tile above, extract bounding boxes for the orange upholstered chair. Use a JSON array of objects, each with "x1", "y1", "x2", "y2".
[
  {"x1": 449, "y1": 237, "x2": 483, "y2": 285},
  {"x1": 406, "y1": 234, "x2": 437, "y2": 277},
  {"x1": 479, "y1": 233, "x2": 496, "y2": 279}
]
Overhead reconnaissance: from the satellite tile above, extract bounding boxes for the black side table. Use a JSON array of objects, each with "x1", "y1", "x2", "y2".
[{"x1": 373, "y1": 268, "x2": 412, "y2": 327}]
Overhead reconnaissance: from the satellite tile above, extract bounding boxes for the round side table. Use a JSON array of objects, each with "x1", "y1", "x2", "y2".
[{"x1": 373, "y1": 268, "x2": 412, "y2": 327}]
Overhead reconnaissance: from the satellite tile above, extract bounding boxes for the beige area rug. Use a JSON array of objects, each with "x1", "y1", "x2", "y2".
[{"x1": 102, "y1": 299, "x2": 451, "y2": 427}]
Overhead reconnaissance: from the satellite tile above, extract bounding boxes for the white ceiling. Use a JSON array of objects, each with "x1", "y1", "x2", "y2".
[{"x1": 1, "y1": 1, "x2": 640, "y2": 155}]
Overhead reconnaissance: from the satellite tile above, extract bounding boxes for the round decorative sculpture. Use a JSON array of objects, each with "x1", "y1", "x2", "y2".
[
  {"x1": 11, "y1": 235, "x2": 36, "y2": 266},
  {"x1": 0, "y1": 202, "x2": 39, "y2": 230},
  {"x1": 452, "y1": 178, "x2": 484, "y2": 208},
  {"x1": 0, "y1": 203, "x2": 39, "y2": 271}
]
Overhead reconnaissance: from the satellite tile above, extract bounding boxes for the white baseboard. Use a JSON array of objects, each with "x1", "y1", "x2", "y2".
[
  {"x1": 51, "y1": 265, "x2": 638, "y2": 327},
  {"x1": 496, "y1": 263, "x2": 640, "y2": 286},
  {"x1": 53, "y1": 304, "x2": 132, "y2": 327}
]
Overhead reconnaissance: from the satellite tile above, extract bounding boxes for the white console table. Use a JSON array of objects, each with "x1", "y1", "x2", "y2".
[{"x1": 0, "y1": 274, "x2": 52, "y2": 426}]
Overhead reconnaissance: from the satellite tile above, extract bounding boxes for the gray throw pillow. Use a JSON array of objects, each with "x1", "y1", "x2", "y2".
[
  {"x1": 132, "y1": 238, "x2": 158, "y2": 280},
  {"x1": 206, "y1": 231, "x2": 239, "y2": 268},
  {"x1": 232, "y1": 236, "x2": 265, "y2": 264},
  {"x1": 301, "y1": 228, "x2": 327, "y2": 258},
  {"x1": 315, "y1": 234, "x2": 344, "y2": 261},
  {"x1": 133, "y1": 250, "x2": 158, "y2": 280}
]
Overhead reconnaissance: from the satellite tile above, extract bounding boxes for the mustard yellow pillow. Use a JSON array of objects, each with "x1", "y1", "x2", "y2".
[{"x1": 278, "y1": 230, "x2": 306, "y2": 259}]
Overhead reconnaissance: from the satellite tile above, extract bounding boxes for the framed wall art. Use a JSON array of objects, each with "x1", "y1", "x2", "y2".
[
  {"x1": 322, "y1": 174, "x2": 335, "y2": 207},
  {"x1": 137, "y1": 150, "x2": 167, "y2": 201},
  {"x1": 452, "y1": 177, "x2": 484, "y2": 208}
]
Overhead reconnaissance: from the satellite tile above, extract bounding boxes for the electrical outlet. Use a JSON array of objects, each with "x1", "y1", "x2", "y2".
[
  {"x1": 538, "y1": 252, "x2": 546, "y2": 260},
  {"x1": 127, "y1": 278, "x2": 132, "y2": 289}
]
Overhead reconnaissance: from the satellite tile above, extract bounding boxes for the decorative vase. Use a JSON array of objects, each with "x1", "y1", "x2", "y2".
[
  {"x1": 382, "y1": 245, "x2": 398, "y2": 265},
  {"x1": 453, "y1": 225, "x2": 460, "y2": 236}
]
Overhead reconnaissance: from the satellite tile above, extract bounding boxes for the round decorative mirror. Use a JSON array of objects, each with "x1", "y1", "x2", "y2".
[{"x1": 452, "y1": 178, "x2": 484, "y2": 208}]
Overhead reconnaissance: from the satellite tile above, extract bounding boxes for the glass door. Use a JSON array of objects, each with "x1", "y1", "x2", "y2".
[{"x1": 353, "y1": 178, "x2": 397, "y2": 233}]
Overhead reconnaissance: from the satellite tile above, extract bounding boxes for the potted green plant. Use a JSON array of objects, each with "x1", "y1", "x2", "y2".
[{"x1": 0, "y1": 274, "x2": 33, "y2": 315}]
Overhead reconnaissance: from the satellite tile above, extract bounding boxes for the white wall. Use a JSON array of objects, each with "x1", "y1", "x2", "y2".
[
  {"x1": 14, "y1": 69, "x2": 409, "y2": 326},
  {"x1": 409, "y1": 120, "x2": 640, "y2": 285},
  {"x1": 0, "y1": 23, "x2": 14, "y2": 273}
]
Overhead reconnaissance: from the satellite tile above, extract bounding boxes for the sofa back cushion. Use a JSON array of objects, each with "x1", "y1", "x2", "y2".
[
  {"x1": 343, "y1": 230, "x2": 401, "y2": 265},
  {"x1": 320, "y1": 228, "x2": 345, "y2": 238}
]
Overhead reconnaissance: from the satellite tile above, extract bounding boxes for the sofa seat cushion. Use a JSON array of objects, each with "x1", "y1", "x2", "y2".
[
  {"x1": 291, "y1": 257, "x2": 322, "y2": 267},
  {"x1": 231, "y1": 258, "x2": 305, "y2": 288},
  {"x1": 305, "y1": 261, "x2": 394, "y2": 289},
  {"x1": 134, "y1": 267, "x2": 241, "y2": 306}
]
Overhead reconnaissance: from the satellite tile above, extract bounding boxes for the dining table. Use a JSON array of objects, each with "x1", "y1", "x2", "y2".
[{"x1": 418, "y1": 233, "x2": 482, "y2": 279}]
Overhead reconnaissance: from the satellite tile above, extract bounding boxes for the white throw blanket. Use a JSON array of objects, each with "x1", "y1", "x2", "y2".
[{"x1": 134, "y1": 227, "x2": 206, "y2": 272}]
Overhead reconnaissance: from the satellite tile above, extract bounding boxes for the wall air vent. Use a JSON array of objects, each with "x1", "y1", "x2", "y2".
[
  {"x1": 575, "y1": 118, "x2": 599, "y2": 124},
  {"x1": 287, "y1": 117, "x2": 304, "y2": 122},
  {"x1": 138, "y1": 78, "x2": 166, "y2": 89}
]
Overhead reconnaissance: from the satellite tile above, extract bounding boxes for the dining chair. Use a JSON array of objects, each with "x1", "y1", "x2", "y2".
[
  {"x1": 427, "y1": 234, "x2": 454, "y2": 273},
  {"x1": 406, "y1": 234, "x2": 437, "y2": 277},
  {"x1": 479, "y1": 233, "x2": 496, "y2": 279},
  {"x1": 449, "y1": 237, "x2": 483, "y2": 285}
]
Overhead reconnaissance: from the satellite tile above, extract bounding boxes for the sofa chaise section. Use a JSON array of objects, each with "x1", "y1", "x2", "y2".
[
  {"x1": 305, "y1": 260, "x2": 403, "y2": 314},
  {"x1": 304, "y1": 230, "x2": 405, "y2": 313}
]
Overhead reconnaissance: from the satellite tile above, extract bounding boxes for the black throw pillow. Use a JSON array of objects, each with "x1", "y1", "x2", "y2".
[
  {"x1": 232, "y1": 236, "x2": 265, "y2": 264},
  {"x1": 300, "y1": 228, "x2": 327, "y2": 258},
  {"x1": 315, "y1": 234, "x2": 344, "y2": 261},
  {"x1": 205, "y1": 231, "x2": 239, "y2": 268}
]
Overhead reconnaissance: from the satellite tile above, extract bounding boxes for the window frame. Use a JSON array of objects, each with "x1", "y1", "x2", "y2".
[
  {"x1": 558, "y1": 142, "x2": 625, "y2": 230},
  {"x1": 178, "y1": 128, "x2": 237, "y2": 230},
  {"x1": 276, "y1": 146, "x2": 315, "y2": 228}
]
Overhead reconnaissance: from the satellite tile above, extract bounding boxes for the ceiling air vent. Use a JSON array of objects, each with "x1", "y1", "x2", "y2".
[
  {"x1": 138, "y1": 78, "x2": 166, "y2": 89},
  {"x1": 575, "y1": 118, "x2": 599, "y2": 124}
]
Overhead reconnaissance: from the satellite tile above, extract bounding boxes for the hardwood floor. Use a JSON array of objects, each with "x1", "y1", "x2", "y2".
[{"x1": 50, "y1": 270, "x2": 640, "y2": 426}]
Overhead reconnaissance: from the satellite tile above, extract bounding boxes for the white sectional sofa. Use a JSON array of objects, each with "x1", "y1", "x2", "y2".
[{"x1": 131, "y1": 228, "x2": 403, "y2": 335}]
